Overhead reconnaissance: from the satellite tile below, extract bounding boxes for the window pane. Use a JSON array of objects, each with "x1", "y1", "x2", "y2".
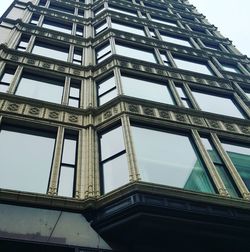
[
  {"x1": 121, "y1": 75, "x2": 174, "y2": 104},
  {"x1": 58, "y1": 166, "x2": 74, "y2": 197},
  {"x1": 62, "y1": 139, "x2": 77, "y2": 165},
  {"x1": 112, "y1": 22, "x2": 145, "y2": 36},
  {"x1": 99, "y1": 89, "x2": 117, "y2": 105},
  {"x1": 98, "y1": 76, "x2": 116, "y2": 96},
  {"x1": 0, "y1": 127, "x2": 55, "y2": 194},
  {"x1": 16, "y1": 73, "x2": 64, "y2": 104},
  {"x1": 32, "y1": 42, "x2": 68, "y2": 61},
  {"x1": 221, "y1": 142, "x2": 250, "y2": 190},
  {"x1": 161, "y1": 34, "x2": 191, "y2": 47},
  {"x1": 131, "y1": 126, "x2": 215, "y2": 194},
  {"x1": 115, "y1": 44, "x2": 156, "y2": 63},
  {"x1": 109, "y1": 7, "x2": 137, "y2": 16},
  {"x1": 100, "y1": 126, "x2": 125, "y2": 161},
  {"x1": 151, "y1": 17, "x2": 177, "y2": 27},
  {"x1": 42, "y1": 20, "x2": 72, "y2": 34},
  {"x1": 174, "y1": 57, "x2": 213, "y2": 75},
  {"x1": 103, "y1": 154, "x2": 129, "y2": 193},
  {"x1": 192, "y1": 91, "x2": 244, "y2": 119}
]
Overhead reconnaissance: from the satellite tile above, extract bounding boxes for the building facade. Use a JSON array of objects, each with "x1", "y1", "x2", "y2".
[{"x1": 0, "y1": 0, "x2": 250, "y2": 251}]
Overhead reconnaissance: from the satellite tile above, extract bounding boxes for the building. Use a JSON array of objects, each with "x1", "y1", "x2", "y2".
[{"x1": 0, "y1": 0, "x2": 250, "y2": 251}]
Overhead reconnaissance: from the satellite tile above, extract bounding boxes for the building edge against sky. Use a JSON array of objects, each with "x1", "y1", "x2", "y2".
[{"x1": 0, "y1": 0, "x2": 249, "y2": 251}]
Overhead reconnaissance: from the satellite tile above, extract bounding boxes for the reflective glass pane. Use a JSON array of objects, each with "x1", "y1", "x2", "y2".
[
  {"x1": 68, "y1": 98, "x2": 79, "y2": 107},
  {"x1": 97, "y1": 75, "x2": 116, "y2": 96},
  {"x1": 95, "y1": 23, "x2": 107, "y2": 34},
  {"x1": 121, "y1": 75, "x2": 174, "y2": 104},
  {"x1": 161, "y1": 34, "x2": 191, "y2": 47},
  {"x1": 221, "y1": 64, "x2": 240, "y2": 73},
  {"x1": 151, "y1": 17, "x2": 177, "y2": 26},
  {"x1": 221, "y1": 142, "x2": 250, "y2": 190},
  {"x1": 32, "y1": 42, "x2": 68, "y2": 61},
  {"x1": 100, "y1": 126, "x2": 125, "y2": 160},
  {"x1": 1, "y1": 73, "x2": 13, "y2": 83},
  {"x1": 131, "y1": 126, "x2": 215, "y2": 194},
  {"x1": 174, "y1": 57, "x2": 213, "y2": 75},
  {"x1": 42, "y1": 21, "x2": 72, "y2": 34},
  {"x1": 99, "y1": 89, "x2": 117, "y2": 105},
  {"x1": 58, "y1": 166, "x2": 74, "y2": 197},
  {"x1": 109, "y1": 7, "x2": 137, "y2": 16},
  {"x1": 112, "y1": 22, "x2": 145, "y2": 36},
  {"x1": 115, "y1": 44, "x2": 156, "y2": 63},
  {"x1": 0, "y1": 127, "x2": 55, "y2": 194},
  {"x1": 70, "y1": 87, "x2": 80, "y2": 98},
  {"x1": 16, "y1": 74, "x2": 64, "y2": 104},
  {"x1": 103, "y1": 154, "x2": 129, "y2": 193},
  {"x1": 62, "y1": 139, "x2": 77, "y2": 165},
  {"x1": 0, "y1": 84, "x2": 9, "y2": 92},
  {"x1": 192, "y1": 91, "x2": 244, "y2": 119}
]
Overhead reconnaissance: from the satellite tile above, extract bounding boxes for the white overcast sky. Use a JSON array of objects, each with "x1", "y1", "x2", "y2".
[{"x1": 0, "y1": 0, "x2": 249, "y2": 56}]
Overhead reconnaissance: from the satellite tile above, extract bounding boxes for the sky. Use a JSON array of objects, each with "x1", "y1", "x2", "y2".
[{"x1": 0, "y1": 0, "x2": 249, "y2": 56}]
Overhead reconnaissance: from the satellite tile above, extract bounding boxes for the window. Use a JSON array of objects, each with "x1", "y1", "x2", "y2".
[
  {"x1": 97, "y1": 74, "x2": 117, "y2": 105},
  {"x1": 49, "y1": 3, "x2": 74, "y2": 15},
  {"x1": 76, "y1": 24, "x2": 84, "y2": 37},
  {"x1": 131, "y1": 126, "x2": 215, "y2": 194},
  {"x1": 220, "y1": 63, "x2": 241, "y2": 74},
  {"x1": 161, "y1": 34, "x2": 191, "y2": 47},
  {"x1": 95, "y1": 22, "x2": 108, "y2": 35},
  {"x1": 151, "y1": 17, "x2": 177, "y2": 27},
  {"x1": 0, "y1": 124, "x2": 55, "y2": 194},
  {"x1": 112, "y1": 21, "x2": 145, "y2": 36},
  {"x1": 38, "y1": 0, "x2": 47, "y2": 6},
  {"x1": 190, "y1": 26, "x2": 207, "y2": 34},
  {"x1": 77, "y1": 8, "x2": 84, "y2": 18},
  {"x1": 68, "y1": 79, "x2": 81, "y2": 108},
  {"x1": 17, "y1": 35, "x2": 31, "y2": 51},
  {"x1": 42, "y1": 18, "x2": 72, "y2": 34},
  {"x1": 58, "y1": 134, "x2": 78, "y2": 197},
  {"x1": 148, "y1": 29, "x2": 157, "y2": 39},
  {"x1": 16, "y1": 72, "x2": 64, "y2": 104},
  {"x1": 173, "y1": 56, "x2": 213, "y2": 76},
  {"x1": 99, "y1": 126, "x2": 129, "y2": 193},
  {"x1": 175, "y1": 84, "x2": 192, "y2": 108},
  {"x1": 0, "y1": 65, "x2": 16, "y2": 92},
  {"x1": 221, "y1": 141, "x2": 250, "y2": 191},
  {"x1": 192, "y1": 90, "x2": 244, "y2": 119},
  {"x1": 200, "y1": 137, "x2": 239, "y2": 198},
  {"x1": 160, "y1": 52, "x2": 171, "y2": 66},
  {"x1": 94, "y1": 5, "x2": 105, "y2": 16},
  {"x1": 202, "y1": 41, "x2": 221, "y2": 51},
  {"x1": 73, "y1": 47, "x2": 83, "y2": 65},
  {"x1": 96, "y1": 43, "x2": 112, "y2": 63},
  {"x1": 115, "y1": 43, "x2": 157, "y2": 63},
  {"x1": 32, "y1": 40, "x2": 69, "y2": 61},
  {"x1": 30, "y1": 14, "x2": 40, "y2": 25},
  {"x1": 108, "y1": 6, "x2": 137, "y2": 16},
  {"x1": 121, "y1": 74, "x2": 174, "y2": 104}
]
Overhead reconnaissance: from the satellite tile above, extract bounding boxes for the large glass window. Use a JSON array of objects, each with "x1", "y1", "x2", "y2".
[
  {"x1": 0, "y1": 125, "x2": 55, "y2": 194},
  {"x1": 131, "y1": 126, "x2": 215, "y2": 194},
  {"x1": 99, "y1": 126, "x2": 129, "y2": 193},
  {"x1": 32, "y1": 40, "x2": 69, "y2": 61},
  {"x1": 173, "y1": 56, "x2": 213, "y2": 75},
  {"x1": 221, "y1": 141, "x2": 250, "y2": 191},
  {"x1": 16, "y1": 72, "x2": 64, "y2": 104},
  {"x1": 108, "y1": 6, "x2": 137, "y2": 16},
  {"x1": 112, "y1": 22, "x2": 145, "y2": 36},
  {"x1": 49, "y1": 3, "x2": 74, "y2": 15},
  {"x1": 151, "y1": 17, "x2": 177, "y2": 27},
  {"x1": 220, "y1": 63, "x2": 241, "y2": 74},
  {"x1": 115, "y1": 43, "x2": 157, "y2": 63},
  {"x1": 42, "y1": 18, "x2": 72, "y2": 34},
  {"x1": 192, "y1": 90, "x2": 244, "y2": 119},
  {"x1": 161, "y1": 34, "x2": 191, "y2": 47},
  {"x1": 96, "y1": 43, "x2": 112, "y2": 63},
  {"x1": 121, "y1": 74, "x2": 174, "y2": 104},
  {"x1": 0, "y1": 65, "x2": 16, "y2": 92}
]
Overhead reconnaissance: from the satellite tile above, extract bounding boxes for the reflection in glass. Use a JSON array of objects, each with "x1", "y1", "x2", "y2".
[
  {"x1": 103, "y1": 154, "x2": 129, "y2": 193},
  {"x1": 174, "y1": 57, "x2": 213, "y2": 75},
  {"x1": 192, "y1": 91, "x2": 244, "y2": 119},
  {"x1": 58, "y1": 166, "x2": 74, "y2": 197},
  {"x1": 100, "y1": 126, "x2": 125, "y2": 160},
  {"x1": 161, "y1": 34, "x2": 191, "y2": 47},
  {"x1": 109, "y1": 6, "x2": 137, "y2": 16},
  {"x1": 42, "y1": 19, "x2": 72, "y2": 34},
  {"x1": 0, "y1": 127, "x2": 55, "y2": 194},
  {"x1": 121, "y1": 75, "x2": 174, "y2": 104},
  {"x1": 32, "y1": 41, "x2": 69, "y2": 61},
  {"x1": 16, "y1": 73, "x2": 64, "y2": 104},
  {"x1": 221, "y1": 141, "x2": 250, "y2": 190},
  {"x1": 131, "y1": 126, "x2": 215, "y2": 194},
  {"x1": 115, "y1": 44, "x2": 157, "y2": 63},
  {"x1": 112, "y1": 22, "x2": 145, "y2": 36},
  {"x1": 221, "y1": 63, "x2": 241, "y2": 74}
]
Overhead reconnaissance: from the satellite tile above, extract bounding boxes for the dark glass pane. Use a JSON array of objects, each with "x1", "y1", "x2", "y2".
[
  {"x1": 0, "y1": 127, "x2": 55, "y2": 194},
  {"x1": 131, "y1": 126, "x2": 215, "y2": 194},
  {"x1": 100, "y1": 126, "x2": 125, "y2": 161}
]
